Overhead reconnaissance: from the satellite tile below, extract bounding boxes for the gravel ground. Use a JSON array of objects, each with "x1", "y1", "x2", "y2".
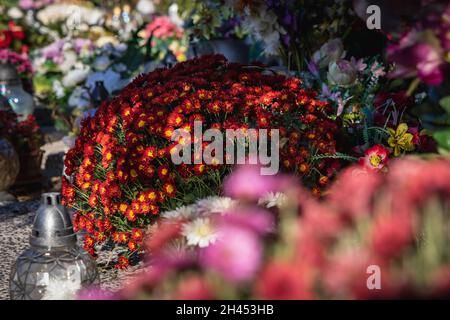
[{"x1": 0, "y1": 200, "x2": 145, "y2": 300}]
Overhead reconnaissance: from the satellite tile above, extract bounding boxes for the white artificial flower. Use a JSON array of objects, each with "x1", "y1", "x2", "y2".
[
  {"x1": 312, "y1": 38, "x2": 346, "y2": 68},
  {"x1": 52, "y1": 80, "x2": 65, "y2": 98},
  {"x1": 195, "y1": 196, "x2": 237, "y2": 216},
  {"x1": 92, "y1": 55, "x2": 111, "y2": 71},
  {"x1": 136, "y1": 0, "x2": 155, "y2": 15},
  {"x1": 95, "y1": 36, "x2": 118, "y2": 48},
  {"x1": 168, "y1": 3, "x2": 184, "y2": 28},
  {"x1": 59, "y1": 50, "x2": 77, "y2": 73},
  {"x1": 37, "y1": 4, "x2": 104, "y2": 27},
  {"x1": 78, "y1": 45, "x2": 95, "y2": 60},
  {"x1": 327, "y1": 59, "x2": 358, "y2": 87},
  {"x1": 258, "y1": 192, "x2": 288, "y2": 209},
  {"x1": 243, "y1": 5, "x2": 285, "y2": 56},
  {"x1": 33, "y1": 56, "x2": 47, "y2": 73},
  {"x1": 62, "y1": 41, "x2": 73, "y2": 52},
  {"x1": 68, "y1": 86, "x2": 90, "y2": 109},
  {"x1": 162, "y1": 205, "x2": 196, "y2": 219},
  {"x1": 86, "y1": 69, "x2": 126, "y2": 93},
  {"x1": 182, "y1": 217, "x2": 218, "y2": 248},
  {"x1": 262, "y1": 31, "x2": 282, "y2": 56},
  {"x1": 62, "y1": 67, "x2": 90, "y2": 87},
  {"x1": 41, "y1": 278, "x2": 81, "y2": 300},
  {"x1": 8, "y1": 7, "x2": 23, "y2": 19}
]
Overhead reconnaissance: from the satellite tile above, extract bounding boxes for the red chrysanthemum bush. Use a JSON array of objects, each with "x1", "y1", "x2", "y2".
[{"x1": 62, "y1": 55, "x2": 340, "y2": 265}]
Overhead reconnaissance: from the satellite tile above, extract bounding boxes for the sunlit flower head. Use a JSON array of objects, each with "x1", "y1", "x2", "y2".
[
  {"x1": 195, "y1": 196, "x2": 237, "y2": 216},
  {"x1": 182, "y1": 217, "x2": 218, "y2": 248}
]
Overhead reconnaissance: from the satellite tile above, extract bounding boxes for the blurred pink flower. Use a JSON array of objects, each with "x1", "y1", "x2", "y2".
[
  {"x1": 223, "y1": 165, "x2": 280, "y2": 201},
  {"x1": 322, "y1": 248, "x2": 371, "y2": 297},
  {"x1": 0, "y1": 49, "x2": 33, "y2": 77},
  {"x1": 19, "y1": 0, "x2": 54, "y2": 10},
  {"x1": 77, "y1": 287, "x2": 116, "y2": 300},
  {"x1": 387, "y1": 40, "x2": 445, "y2": 85},
  {"x1": 200, "y1": 224, "x2": 262, "y2": 283},
  {"x1": 255, "y1": 260, "x2": 313, "y2": 300},
  {"x1": 370, "y1": 211, "x2": 415, "y2": 261},
  {"x1": 218, "y1": 209, "x2": 274, "y2": 235},
  {"x1": 388, "y1": 158, "x2": 450, "y2": 211},
  {"x1": 386, "y1": 3, "x2": 450, "y2": 87},
  {"x1": 174, "y1": 275, "x2": 215, "y2": 300},
  {"x1": 431, "y1": 264, "x2": 450, "y2": 298},
  {"x1": 145, "y1": 16, "x2": 183, "y2": 40},
  {"x1": 327, "y1": 167, "x2": 383, "y2": 220}
]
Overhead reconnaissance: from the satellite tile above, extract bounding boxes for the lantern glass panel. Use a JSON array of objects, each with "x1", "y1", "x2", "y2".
[
  {"x1": 10, "y1": 246, "x2": 98, "y2": 300},
  {"x1": 0, "y1": 83, "x2": 34, "y2": 121}
]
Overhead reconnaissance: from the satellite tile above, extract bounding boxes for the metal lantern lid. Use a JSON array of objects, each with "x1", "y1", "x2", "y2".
[
  {"x1": 0, "y1": 62, "x2": 21, "y2": 86},
  {"x1": 30, "y1": 192, "x2": 77, "y2": 249},
  {"x1": 91, "y1": 80, "x2": 109, "y2": 108},
  {"x1": 163, "y1": 51, "x2": 177, "y2": 68}
]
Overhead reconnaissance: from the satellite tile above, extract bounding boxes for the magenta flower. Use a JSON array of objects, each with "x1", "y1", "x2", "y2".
[
  {"x1": 223, "y1": 165, "x2": 278, "y2": 201},
  {"x1": 218, "y1": 209, "x2": 275, "y2": 235},
  {"x1": 200, "y1": 224, "x2": 263, "y2": 283},
  {"x1": 0, "y1": 49, "x2": 33, "y2": 77},
  {"x1": 386, "y1": 4, "x2": 450, "y2": 87},
  {"x1": 77, "y1": 287, "x2": 116, "y2": 300},
  {"x1": 19, "y1": 0, "x2": 54, "y2": 10},
  {"x1": 73, "y1": 38, "x2": 94, "y2": 55}
]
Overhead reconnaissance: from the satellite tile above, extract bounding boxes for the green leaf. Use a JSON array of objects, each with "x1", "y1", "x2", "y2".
[
  {"x1": 433, "y1": 129, "x2": 450, "y2": 152},
  {"x1": 439, "y1": 96, "x2": 450, "y2": 115}
]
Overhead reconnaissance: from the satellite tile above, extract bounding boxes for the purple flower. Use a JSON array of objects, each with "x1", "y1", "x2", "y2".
[
  {"x1": 282, "y1": 34, "x2": 291, "y2": 46},
  {"x1": 19, "y1": 0, "x2": 35, "y2": 9},
  {"x1": 200, "y1": 224, "x2": 263, "y2": 283},
  {"x1": 20, "y1": 0, "x2": 54, "y2": 10},
  {"x1": 307, "y1": 60, "x2": 320, "y2": 77},
  {"x1": 41, "y1": 40, "x2": 65, "y2": 64},
  {"x1": 73, "y1": 38, "x2": 94, "y2": 54},
  {"x1": 282, "y1": 12, "x2": 293, "y2": 26}
]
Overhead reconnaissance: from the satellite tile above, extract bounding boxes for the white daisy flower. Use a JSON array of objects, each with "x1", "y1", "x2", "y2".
[
  {"x1": 161, "y1": 205, "x2": 196, "y2": 219},
  {"x1": 182, "y1": 217, "x2": 218, "y2": 248},
  {"x1": 195, "y1": 196, "x2": 237, "y2": 216},
  {"x1": 52, "y1": 80, "x2": 65, "y2": 99},
  {"x1": 258, "y1": 192, "x2": 288, "y2": 209}
]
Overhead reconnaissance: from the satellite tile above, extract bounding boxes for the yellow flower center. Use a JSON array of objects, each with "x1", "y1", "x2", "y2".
[
  {"x1": 196, "y1": 224, "x2": 211, "y2": 237},
  {"x1": 369, "y1": 155, "x2": 382, "y2": 167}
]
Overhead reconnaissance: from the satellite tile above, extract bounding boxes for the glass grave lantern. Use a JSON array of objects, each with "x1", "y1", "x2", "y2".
[
  {"x1": 0, "y1": 62, "x2": 34, "y2": 121},
  {"x1": 10, "y1": 193, "x2": 98, "y2": 300}
]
